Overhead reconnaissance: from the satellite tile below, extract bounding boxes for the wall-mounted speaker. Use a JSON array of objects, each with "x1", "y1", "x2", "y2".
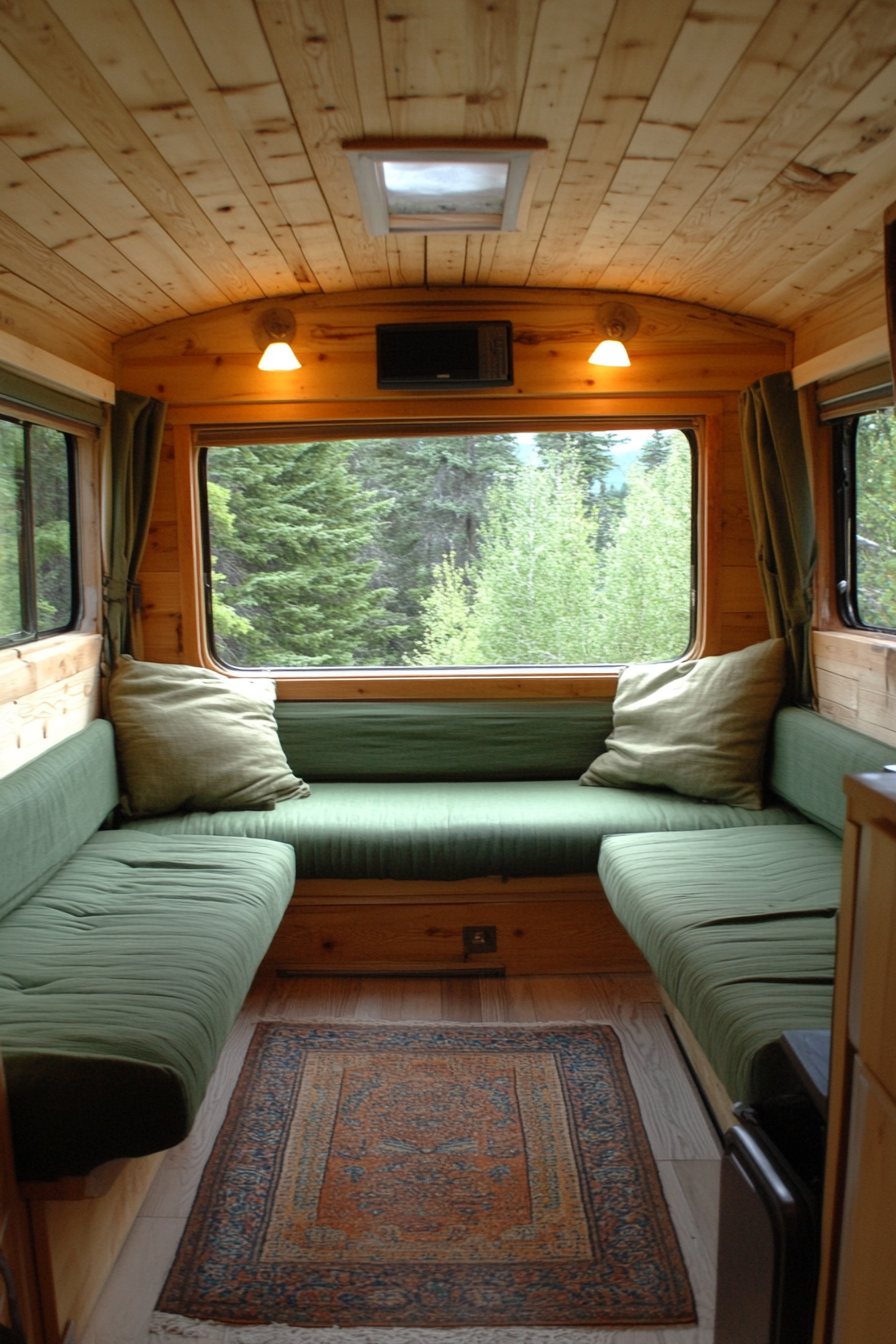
[{"x1": 376, "y1": 322, "x2": 513, "y2": 389}]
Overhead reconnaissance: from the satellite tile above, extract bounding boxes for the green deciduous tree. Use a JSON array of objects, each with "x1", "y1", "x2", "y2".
[
  {"x1": 855, "y1": 408, "x2": 896, "y2": 629},
  {"x1": 595, "y1": 435, "x2": 693, "y2": 661},
  {"x1": 411, "y1": 458, "x2": 602, "y2": 665}
]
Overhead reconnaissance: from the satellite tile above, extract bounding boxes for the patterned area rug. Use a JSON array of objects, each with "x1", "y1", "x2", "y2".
[{"x1": 158, "y1": 1024, "x2": 695, "y2": 1331}]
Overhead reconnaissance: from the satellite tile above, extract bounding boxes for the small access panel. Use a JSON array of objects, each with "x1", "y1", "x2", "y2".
[{"x1": 376, "y1": 322, "x2": 513, "y2": 389}]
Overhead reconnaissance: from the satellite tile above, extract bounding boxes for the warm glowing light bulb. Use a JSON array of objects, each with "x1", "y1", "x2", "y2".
[
  {"x1": 588, "y1": 339, "x2": 630, "y2": 367},
  {"x1": 258, "y1": 342, "x2": 301, "y2": 371}
]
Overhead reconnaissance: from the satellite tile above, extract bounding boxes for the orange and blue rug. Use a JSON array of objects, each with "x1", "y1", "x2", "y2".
[{"x1": 158, "y1": 1023, "x2": 695, "y2": 1330}]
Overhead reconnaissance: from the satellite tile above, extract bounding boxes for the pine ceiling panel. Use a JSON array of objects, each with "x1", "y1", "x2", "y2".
[
  {"x1": 127, "y1": 0, "x2": 317, "y2": 290},
  {"x1": 487, "y1": 0, "x2": 617, "y2": 286},
  {"x1": 0, "y1": 0, "x2": 891, "y2": 348},
  {"x1": 610, "y1": 0, "x2": 855, "y2": 292},
  {"x1": 463, "y1": 0, "x2": 540, "y2": 140},
  {"x1": 641, "y1": 0, "x2": 896, "y2": 305},
  {"x1": 722, "y1": 131, "x2": 896, "y2": 312},
  {"x1": 0, "y1": 0, "x2": 263, "y2": 304},
  {"x1": 528, "y1": 0, "x2": 693, "y2": 287},
  {"x1": 379, "y1": 0, "x2": 468, "y2": 138},
  {"x1": 46, "y1": 0, "x2": 301, "y2": 297},
  {"x1": 256, "y1": 0, "x2": 390, "y2": 289},
  {"x1": 0, "y1": 39, "x2": 229, "y2": 313},
  {"x1": 172, "y1": 0, "x2": 353, "y2": 291},
  {"x1": 0, "y1": 138, "x2": 187, "y2": 325},
  {"x1": 578, "y1": 0, "x2": 782, "y2": 287}
]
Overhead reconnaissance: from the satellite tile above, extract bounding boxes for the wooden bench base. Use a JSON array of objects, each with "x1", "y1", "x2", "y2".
[
  {"x1": 25, "y1": 1150, "x2": 166, "y2": 1344},
  {"x1": 266, "y1": 874, "x2": 648, "y2": 976},
  {"x1": 660, "y1": 986, "x2": 738, "y2": 1134}
]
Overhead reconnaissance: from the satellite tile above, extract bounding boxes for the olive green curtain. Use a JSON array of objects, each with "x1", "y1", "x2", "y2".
[
  {"x1": 104, "y1": 391, "x2": 166, "y2": 662},
  {"x1": 739, "y1": 370, "x2": 816, "y2": 706}
]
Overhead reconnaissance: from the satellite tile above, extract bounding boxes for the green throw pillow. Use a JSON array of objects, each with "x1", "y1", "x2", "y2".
[
  {"x1": 579, "y1": 638, "x2": 787, "y2": 809},
  {"x1": 108, "y1": 656, "x2": 310, "y2": 817}
]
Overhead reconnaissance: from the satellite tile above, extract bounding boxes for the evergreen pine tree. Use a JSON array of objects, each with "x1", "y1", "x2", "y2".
[
  {"x1": 206, "y1": 441, "x2": 400, "y2": 666},
  {"x1": 352, "y1": 432, "x2": 520, "y2": 657}
]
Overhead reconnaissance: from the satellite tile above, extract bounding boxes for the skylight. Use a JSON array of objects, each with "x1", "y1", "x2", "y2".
[{"x1": 343, "y1": 140, "x2": 545, "y2": 237}]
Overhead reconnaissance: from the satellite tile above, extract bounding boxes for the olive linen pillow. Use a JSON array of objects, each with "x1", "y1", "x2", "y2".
[
  {"x1": 108, "y1": 656, "x2": 310, "y2": 818},
  {"x1": 579, "y1": 638, "x2": 787, "y2": 809}
]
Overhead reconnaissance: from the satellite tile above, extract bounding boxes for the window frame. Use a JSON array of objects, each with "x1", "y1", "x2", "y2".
[
  {"x1": 0, "y1": 412, "x2": 80, "y2": 651},
  {"x1": 197, "y1": 420, "x2": 700, "y2": 678},
  {"x1": 832, "y1": 408, "x2": 896, "y2": 636}
]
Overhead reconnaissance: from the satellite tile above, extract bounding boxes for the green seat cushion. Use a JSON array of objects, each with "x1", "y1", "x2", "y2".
[
  {"x1": 274, "y1": 699, "x2": 614, "y2": 782},
  {"x1": 0, "y1": 720, "x2": 119, "y2": 919},
  {"x1": 124, "y1": 781, "x2": 804, "y2": 881},
  {"x1": 771, "y1": 706, "x2": 895, "y2": 836},
  {"x1": 599, "y1": 826, "x2": 842, "y2": 1102},
  {"x1": 0, "y1": 831, "x2": 295, "y2": 1181}
]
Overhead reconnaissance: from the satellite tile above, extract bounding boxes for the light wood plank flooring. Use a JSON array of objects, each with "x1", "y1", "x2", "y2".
[{"x1": 80, "y1": 971, "x2": 720, "y2": 1344}]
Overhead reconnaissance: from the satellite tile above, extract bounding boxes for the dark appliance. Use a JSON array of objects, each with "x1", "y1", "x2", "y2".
[
  {"x1": 714, "y1": 1031, "x2": 829, "y2": 1344},
  {"x1": 375, "y1": 321, "x2": 513, "y2": 389}
]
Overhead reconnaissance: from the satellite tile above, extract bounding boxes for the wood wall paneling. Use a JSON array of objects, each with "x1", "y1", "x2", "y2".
[
  {"x1": 0, "y1": 634, "x2": 102, "y2": 782},
  {"x1": 128, "y1": 289, "x2": 783, "y2": 684}
]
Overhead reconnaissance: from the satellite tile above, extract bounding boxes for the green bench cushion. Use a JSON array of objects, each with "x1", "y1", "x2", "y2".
[
  {"x1": 770, "y1": 706, "x2": 895, "y2": 836},
  {"x1": 274, "y1": 699, "x2": 614, "y2": 782},
  {"x1": 124, "y1": 781, "x2": 804, "y2": 880},
  {"x1": 0, "y1": 831, "x2": 295, "y2": 1181},
  {"x1": 0, "y1": 719, "x2": 119, "y2": 919},
  {"x1": 598, "y1": 826, "x2": 843, "y2": 1103}
]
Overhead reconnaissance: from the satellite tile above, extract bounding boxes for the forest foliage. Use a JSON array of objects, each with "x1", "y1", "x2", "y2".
[
  {"x1": 206, "y1": 428, "x2": 694, "y2": 668},
  {"x1": 855, "y1": 408, "x2": 896, "y2": 630},
  {"x1": 0, "y1": 419, "x2": 73, "y2": 642}
]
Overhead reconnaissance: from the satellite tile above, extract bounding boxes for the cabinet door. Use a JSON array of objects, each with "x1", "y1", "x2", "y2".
[{"x1": 833, "y1": 1058, "x2": 896, "y2": 1344}]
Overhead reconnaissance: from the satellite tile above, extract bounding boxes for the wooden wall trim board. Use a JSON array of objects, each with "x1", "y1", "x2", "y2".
[
  {"x1": 791, "y1": 324, "x2": 891, "y2": 390},
  {"x1": 0, "y1": 329, "x2": 114, "y2": 404}
]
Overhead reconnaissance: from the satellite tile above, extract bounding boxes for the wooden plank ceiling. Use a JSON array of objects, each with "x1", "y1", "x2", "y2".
[{"x1": 0, "y1": 0, "x2": 894, "y2": 371}]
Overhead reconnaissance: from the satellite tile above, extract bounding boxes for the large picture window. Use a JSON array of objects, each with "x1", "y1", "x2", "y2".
[
  {"x1": 0, "y1": 415, "x2": 78, "y2": 648},
  {"x1": 834, "y1": 406, "x2": 896, "y2": 633},
  {"x1": 202, "y1": 427, "x2": 696, "y2": 670}
]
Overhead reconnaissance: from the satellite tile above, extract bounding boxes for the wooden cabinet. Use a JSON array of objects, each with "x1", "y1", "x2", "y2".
[{"x1": 815, "y1": 771, "x2": 896, "y2": 1344}]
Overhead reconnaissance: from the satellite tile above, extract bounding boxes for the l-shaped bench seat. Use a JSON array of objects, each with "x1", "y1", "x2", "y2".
[
  {"x1": 598, "y1": 707, "x2": 896, "y2": 1110},
  {"x1": 3, "y1": 696, "x2": 894, "y2": 1187}
]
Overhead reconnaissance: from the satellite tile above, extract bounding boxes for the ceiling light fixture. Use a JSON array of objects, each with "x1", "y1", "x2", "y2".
[
  {"x1": 256, "y1": 308, "x2": 301, "y2": 371},
  {"x1": 588, "y1": 302, "x2": 640, "y2": 368}
]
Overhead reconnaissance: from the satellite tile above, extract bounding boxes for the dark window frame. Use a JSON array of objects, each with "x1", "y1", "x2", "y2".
[
  {"x1": 833, "y1": 408, "x2": 896, "y2": 636},
  {"x1": 198, "y1": 424, "x2": 699, "y2": 673},
  {"x1": 0, "y1": 413, "x2": 80, "y2": 651}
]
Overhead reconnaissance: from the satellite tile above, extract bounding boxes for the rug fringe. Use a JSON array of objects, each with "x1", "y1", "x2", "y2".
[{"x1": 150, "y1": 1311, "x2": 675, "y2": 1342}]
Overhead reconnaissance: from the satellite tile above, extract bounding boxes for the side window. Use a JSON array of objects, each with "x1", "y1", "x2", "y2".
[
  {"x1": 0, "y1": 416, "x2": 78, "y2": 648},
  {"x1": 834, "y1": 406, "x2": 896, "y2": 633}
]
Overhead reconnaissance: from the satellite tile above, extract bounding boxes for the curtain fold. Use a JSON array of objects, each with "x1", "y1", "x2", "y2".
[
  {"x1": 104, "y1": 391, "x2": 167, "y2": 663},
  {"x1": 739, "y1": 370, "x2": 816, "y2": 706}
]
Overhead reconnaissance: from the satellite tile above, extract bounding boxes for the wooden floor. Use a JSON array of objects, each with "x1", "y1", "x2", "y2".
[{"x1": 80, "y1": 971, "x2": 720, "y2": 1344}]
